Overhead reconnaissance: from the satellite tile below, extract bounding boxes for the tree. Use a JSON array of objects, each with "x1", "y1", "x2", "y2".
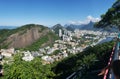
[
  {"x1": 3, "y1": 53, "x2": 55, "y2": 79},
  {"x1": 101, "y1": 14, "x2": 105, "y2": 19}
]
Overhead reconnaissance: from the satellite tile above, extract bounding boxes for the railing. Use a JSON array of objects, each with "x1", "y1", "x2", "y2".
[
  {"x1": 66, "y1": 67, "x2": 83, "y2": 79},
  {"x1": 103, "y1": 43, "x2": 116, "y2": 79},
  {"x1": 104, "y1": 42, "x2": 120, "y2": 79}
]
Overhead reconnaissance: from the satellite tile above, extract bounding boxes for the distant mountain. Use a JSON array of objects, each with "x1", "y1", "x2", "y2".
[
  {"x1": 52, "y1": 24, "x2": 66, "y2": 35},
  {"x1": 95, "y1": 0, "x2": 120, "y2": 29},
  {"x1": 80, "y1": 21, "x2": 95, "y2": 30},
  {"x1": 0, "y1": 24, "x2": 58, "y2": 51},
  {"x1": 64, "y1": 24, "x2": 83, "y2": 31},
  {"x1": 0, "y1": 26, "x2": 17, "y2": 29},
  {"x1": 65, "y1": 21, "x2": 98, "y2": 31}
]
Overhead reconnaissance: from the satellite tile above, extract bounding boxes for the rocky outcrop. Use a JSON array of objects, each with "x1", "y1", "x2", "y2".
[{"x1": 1, "y1": 24, "x2": 51, "y2": 48}]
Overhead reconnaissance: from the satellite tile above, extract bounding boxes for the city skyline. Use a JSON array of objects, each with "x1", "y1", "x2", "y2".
[{"x1": 0, "y1": 0, "x2": 115, "y2": 26}]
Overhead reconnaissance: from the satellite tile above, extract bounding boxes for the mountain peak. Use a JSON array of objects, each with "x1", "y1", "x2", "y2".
[
  {"x1": 52, "y1": 24, "x2": 63, "y2": 28},
  {"x1": 65, "y1": 21, "x2": 96, "y2": 31},
  {"x1": 52, "y1": 24, "x2": 66, "y2": 35}
]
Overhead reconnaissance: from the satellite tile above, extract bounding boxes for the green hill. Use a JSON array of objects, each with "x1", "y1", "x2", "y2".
[
  {"x1": 95, "y1": 0, "x2": 120, "y2": 29},
  {"x1": 0, "y1": 24, "x2": 58, "y2": 50},
  {"x1": 52, "y1": 24, "x2": 66, "y2": 35}
]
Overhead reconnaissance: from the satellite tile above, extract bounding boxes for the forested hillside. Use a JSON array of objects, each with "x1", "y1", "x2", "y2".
[{"x1": 95, "y1": 0, "x2": 120, "y2": 29}]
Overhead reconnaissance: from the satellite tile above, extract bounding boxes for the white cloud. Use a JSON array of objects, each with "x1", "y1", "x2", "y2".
[
  {"x1": 68, "y1": 15, "x2": 100, "y2": 25},
  {"x1": 87, "y1": 15, "x2": 100, "y2": 22}
]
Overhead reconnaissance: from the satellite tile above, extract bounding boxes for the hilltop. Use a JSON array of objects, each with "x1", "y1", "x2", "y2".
[
  {"x1": 52, "y1": 24, "x2": 66, "y2": 35},
  {"x1": 0, "y1": 24, "x2": 58, "y2": 50}
]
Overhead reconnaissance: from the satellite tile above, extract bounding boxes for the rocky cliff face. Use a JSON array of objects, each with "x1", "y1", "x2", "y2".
[{"x1": 1, "y1": 24, "x2": 55, "y2": 48}]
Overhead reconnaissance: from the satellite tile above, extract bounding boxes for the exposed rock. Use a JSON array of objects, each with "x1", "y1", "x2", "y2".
[{"x1": 0, "y1": 24, "x2": 55, "y2": 48}]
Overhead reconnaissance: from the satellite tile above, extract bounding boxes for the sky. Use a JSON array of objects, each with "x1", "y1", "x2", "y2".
[{"x1": 0, "y1": 0, "x2": 115, "y2": 27}]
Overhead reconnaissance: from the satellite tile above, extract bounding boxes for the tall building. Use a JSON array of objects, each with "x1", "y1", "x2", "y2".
[
  {"x1": 64, "y1": 30, "x2": 67, "y2": 35},
  {"x1": 59, "y1": 29, "x2": 62, "y2": 37}
]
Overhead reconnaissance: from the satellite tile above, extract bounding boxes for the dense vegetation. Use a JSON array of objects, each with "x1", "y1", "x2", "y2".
[
  {"x1": 3, "y1": 53, "x2": 55, "y2": 79},
  {"x1": 0, "y1": 29, "x2": 11, "y2": 44},
  {"x1": 95, "y1": 0, "x2": 120, "y2": 28},
  {"x1": 2, "y1": 41, "x2": 114, "y2": 79}
]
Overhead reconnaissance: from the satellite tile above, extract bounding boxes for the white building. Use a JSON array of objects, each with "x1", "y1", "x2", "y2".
[
  {"x1": 62, "y1": 51, "x2": 68, "y2": 58},
  {"x1": 41, "y1": 56, "x2": 54, "y2": 63},
  {"x1": 59, "y1": 29, "x2": 62, "y2": 37},
  {"x1": 22, "y1": 51, "x2": 34, "y2": 61},
  {"x1": 1, "y1": 48, "x2": 15, "y2": 57},
  {"x1": 47, "y1": 48, "x2": 55, "y2": 54},
  {"x1": 39, "y1": 48, "x2": 46, "y2": 54},
  {"x1": 31, "y1": 51, "x2": 41, "y2": 57}
]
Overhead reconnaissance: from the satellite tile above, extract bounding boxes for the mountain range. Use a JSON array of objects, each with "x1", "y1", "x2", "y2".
[
  {"x1": 65, "y1": 21, "x2": 99, "y2": 31},
  {"x1": 51, "y1": 21, "x2": 100, "y2": 33},
  {"x1": 0, "y1": 21, "x2": 96, "y2": 32}
]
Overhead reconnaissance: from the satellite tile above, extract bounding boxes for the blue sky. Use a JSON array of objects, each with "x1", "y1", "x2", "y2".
[{"x1": 0, "y1": 0, "x2": 115, "y2": 26}]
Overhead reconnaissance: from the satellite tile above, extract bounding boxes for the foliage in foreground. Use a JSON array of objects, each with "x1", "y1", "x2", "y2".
[
  {"x1": 2, "y1": 41, "x2": 114, "y2": 79},
  {"x1": 3, "y1": 53, "x2": 55, "y2": 79}
]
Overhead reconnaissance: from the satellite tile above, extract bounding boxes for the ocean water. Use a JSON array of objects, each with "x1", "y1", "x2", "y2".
[{"x1": 98, "y1": 37, "x2": 114, "y2": 44}]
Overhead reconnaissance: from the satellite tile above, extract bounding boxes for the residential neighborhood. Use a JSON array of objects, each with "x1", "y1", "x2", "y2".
[{"x1": 0, "y1": 29, "x2": 117, "y2": 65}]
